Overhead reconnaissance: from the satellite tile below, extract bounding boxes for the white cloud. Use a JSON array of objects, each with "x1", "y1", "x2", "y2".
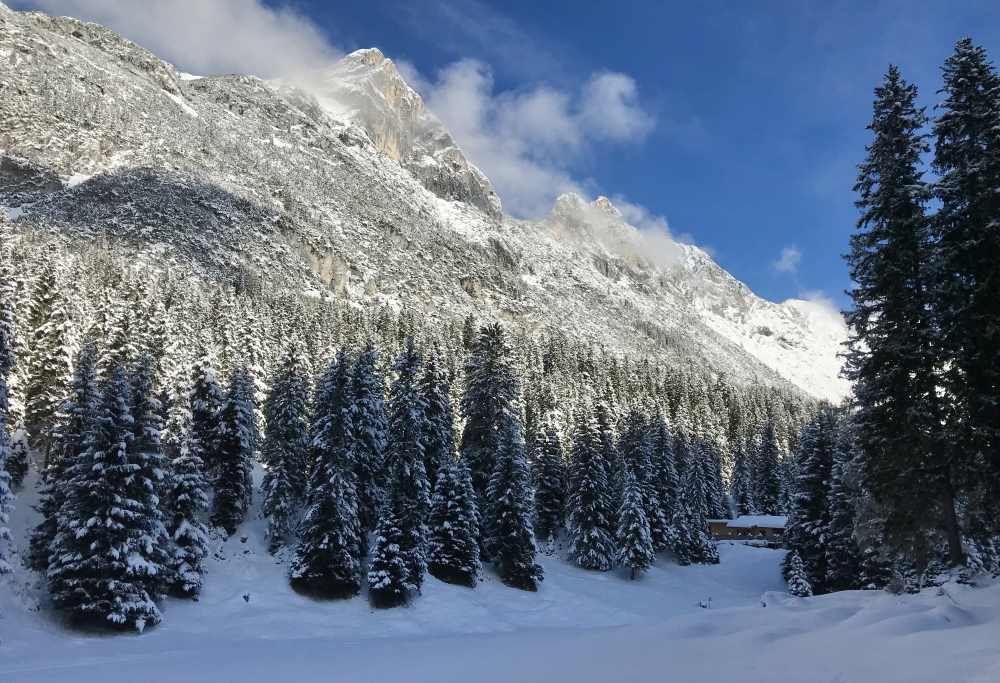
[
  {"x1": 415, "y1": 59, "x2": 655, "y2": 218},
  {"x1": 773, "y1": 245, "x2": 802, "y2": 274},
  {"x1": 579, "y1": 72, "x2": 655, "y2": 141},
  {"x1": 22, "y1": 0, "x2": 339, "y2": 78}
]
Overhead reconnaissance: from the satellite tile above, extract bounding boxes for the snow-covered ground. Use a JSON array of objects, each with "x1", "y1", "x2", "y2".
[{"x1": 2, "y1": 475, "x2": 997, "y2": 682}]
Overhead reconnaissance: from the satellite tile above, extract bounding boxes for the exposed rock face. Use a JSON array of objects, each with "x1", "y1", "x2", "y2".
[
  {"x1": 311, "y1": 48, "x2": 503, "y2": 220},
  {"x1": 0, "y1": 3, "x2": 848, "y2": 400}
]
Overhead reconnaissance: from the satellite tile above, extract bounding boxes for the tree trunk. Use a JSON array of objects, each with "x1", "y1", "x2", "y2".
[{"x1": 940, "y1": 476, "x2": 964, "y2": 567}]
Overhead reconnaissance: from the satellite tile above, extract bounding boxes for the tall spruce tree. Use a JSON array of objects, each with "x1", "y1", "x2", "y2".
[
  {"x1": 23, "y1": 255, "x2": 72, "y2": 462},
  {"x1": 167, "y1": 427, "x2": 210, "y2": 597},
  {"x1": 567, "y1": 405, "x2": 617, "y2": 571},
  {"x1": 754, "y1": 421, "x2": 782, "y2": 516},
  {"x1": 48, "y1": 366, "x2": 164, "y2": 631},
  {"x1": 127, "y1": 355, "x2": 173, "y2": 599},
  {"x1": 649, "y1": 411, "x2": 680, "y2": 551},
  {"x1": 427, "y1": 455, "x2": 481, "y2": 586},
  {"x1": 211, "y1": 367, "x2": 255, "y2": 535},
  {"x1": 29, "y1": 342, "x2": 100, "y2": 571},
  {"x1": 290, "y1": 351, "x2": 363, "y2": 598},
  {"x1": 619, "y1": 409, "x2": 670, "y2": 555},
  {"x1": 189, "y1": 353, "x2": 225, "y2": 482},
  {"x1": 784, "y1": 405, "x2": 839, "y2": 593},
  {"x1": 931, "y1": 39, "x2": 1000, "y2": 542},
  {"x1": 460, "y1": 323, "x2": 520, "y2": 498},
  {"x1": 385, "y1": 340, "x2": 431, "y2": 592},
  {"x1": 261, "y1": 342, "x2": 311, "y2": 551},
  {"x1": 419, "y1": 352, "x2": 455, "y2": 490},
  {"x1": 849, "y1": 64, "x2": 962, "y2": 564},
  {"x1": 826, "y1": 419, "x2": 862, "y2": 591},
  {"x1": 533, "y1": 414, "x2": 567, "y2": 544},
  {"x1": 617, "y1": 470, "x2": 654, "y2": 579},
  {"x1": 349, "y1": 345, "x2": 388, "y2": 534},
  {"x1": 485, "y1": 419, "x2": 543, "y2": 590}
]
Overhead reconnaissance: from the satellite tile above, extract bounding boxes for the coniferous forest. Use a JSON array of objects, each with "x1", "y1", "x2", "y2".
[{"x1": 0, "y1": 36, "x2": 999, "y2": 639}]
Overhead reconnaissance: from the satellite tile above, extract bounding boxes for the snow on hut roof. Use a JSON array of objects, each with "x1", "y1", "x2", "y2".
[{"x1": 725, "y1": 515, "x2": 787, "y2": 529}]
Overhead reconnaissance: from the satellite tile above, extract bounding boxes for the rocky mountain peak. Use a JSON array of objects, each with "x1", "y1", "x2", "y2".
[{"x1": 309, "y1": 48, "x2": 502, "y2": 219}]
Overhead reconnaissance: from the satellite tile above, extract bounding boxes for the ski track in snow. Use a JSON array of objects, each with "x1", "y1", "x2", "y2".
[{"x1": 2, "y1": 470, "x2": 998, "y2": 682}]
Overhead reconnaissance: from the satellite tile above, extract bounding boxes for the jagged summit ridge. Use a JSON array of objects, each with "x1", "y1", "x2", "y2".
[{"x1": 310, "y1": 48, "x2": 503, "y2": 219}]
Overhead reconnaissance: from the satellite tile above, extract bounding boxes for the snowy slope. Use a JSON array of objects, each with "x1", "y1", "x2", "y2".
[
  {"x1": 0, "y1": 4, "x2": 849, "y2": 401},
  {"x1": 2, "y1": 473, "x2": 996, "y2": 682}
]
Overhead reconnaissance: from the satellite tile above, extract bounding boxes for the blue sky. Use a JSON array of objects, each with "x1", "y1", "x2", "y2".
[{"x1": 19, "y1": 1, "x2": 1000, "y2": 308}]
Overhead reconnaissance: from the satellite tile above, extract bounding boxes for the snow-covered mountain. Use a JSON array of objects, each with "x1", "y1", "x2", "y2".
[{"x1": 0, "y1": 3, "x2": 848, "y2": 400}]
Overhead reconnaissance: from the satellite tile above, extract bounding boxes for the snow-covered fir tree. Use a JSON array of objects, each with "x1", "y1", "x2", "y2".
[
  {"x1": 427, "y1": 455, "x2": 481, "y2": 586},
  {"x1": 261, "y1": 340, "x2": 311, "y2": 551},
  {"x1": 567, "y1": 405, "x2": 617, "y2": 571},
  {"x1": 23, "y1": 253, "x2": 73, "y2": 462},
  {"x1": 367, "y1": 489, "x2": 410, "y2": 608},
  {"x1": 649, "y1": 411, "x2": 680, "y2": 551},
  {"x1": 127, "y1": 354, "x2": 173, "y2": 599},
  {"x1": 460, "y1": 323, "x2": 521, "y2": 498},
  {"x1": 673, "y1": 445, "x2": 720, "y2": 565},
  {"x1": 617, "y1": 470, "x2": 654, "y2": 580},
  {"x1": 348, "y1": 345, "x2": 388, "y2": 534},
  {"x1": 825, "y1": 419, "x2": 861, "y2": 592},
  {"x1": 48, "y1": 366, "x2": 166, "y2": 631},
  {"x1": 211, "y1": 366, "x2": 256, "y2": 535},
  {"x1": 486, "y1": 419, "x2": 543, "y2": 590},
  {"x1": 289, "y1": 351, "x2": 363, "y2": 598},
  {"x1": 620, "y1": 409, "x2": 670, "y2": 555},
  {"x1": 754, "y1": 420, "x2": 782, "y2": 515},
  {"x1": 28, "y1": 341, "x2": 100, "y2": 571},
  {"x1": 167, "y1": 427, "x2": 210, "y2": 597},
  {"x1": 189, "y1": 352, "x2": 225, "y2": 482},
  {"x1": 730, "y1": 439, "x2": 756, "y2": 516},
  {"x1": 385, "y1": 340, "x2": 431, "y2": 592},
  {"x1": 0, "y1": 376, "x2": 12, "y2": 577},
  {"x1": 533, "y1": 413, "x2": 567, "y2": 544},
  {"x1": 784, "y1": 405, "x2": 839, "y2": 593},
  {"x1": 419, "y1": 351, "x2": 455, "y2": 490},
  {"x1": 785, "y1": 551, "x2": 813, "y2": 597}
]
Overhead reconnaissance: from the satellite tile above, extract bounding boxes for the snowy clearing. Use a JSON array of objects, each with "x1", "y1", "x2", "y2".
[{"x1": 2, "y1": 478, "x2": 997, "y2": 683}]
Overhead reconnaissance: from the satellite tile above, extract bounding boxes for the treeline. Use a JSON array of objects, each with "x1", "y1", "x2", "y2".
[
  {"x1": 0, "y1": 227, "x2": 812, "y2": 631},
  {"x1": 784, "y1": 38, "x2": 1000, "y2": 596}
]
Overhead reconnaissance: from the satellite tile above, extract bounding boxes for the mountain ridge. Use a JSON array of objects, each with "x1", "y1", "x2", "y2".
[{"x1": 0, "y1": 3, "x2": 848, "y2": 400}]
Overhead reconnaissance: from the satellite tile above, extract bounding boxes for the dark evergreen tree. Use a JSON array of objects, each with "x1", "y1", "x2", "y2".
[
  {"x1": 427, "y1": 455, "x2": 481, "y2": 586},
  {"x1": 617, "y1": 471, "x2": 654, "y2": 579},
  {"x1": 460, "y1": 323, "x2": 520, "y2": 497},
  {"x1": 349, "y1": 345, "x2": 388, "y2": 534},
  {"x1": 673, "y1": 445, "x2": 720, "y2": 565},
  {"x1": 567, "y1": 406, "x2": 617, "y2": 571},
  {"x1": 619, "y1": 409, "x2": 670, "y2": 554},
  {"x1": 24, "y1": 256, "x2": 72, "y2": 461},
  {"x1": 48, "y1": 366, "x2": 164, "y2": 631},
  {"x1": 211, "y1": 367, "x2": 255, "y2": 535},
  {"x1": 189, "y1": 353, "x2": 225, "y2": 482},
  {"x1": 649, "y1": 412, "x2": 680, "y2": 551},
  {"x1": 289, "y1": 464, "x2": 362, "y2": 598},
  {"x1": 931, "y1": 39, "x2": 1000, "y2": 544},
  {"x1": 784, "y1": 405, "x2": 838, "y2": 593},
  {"x1": 730, "y1": 439, "x2": 756, "y2": 516},
  {"x1": 533, "y1": 414, "x2": 567, "y2": 544},
  {"x1": 419, "y1": 352, "x2": 455, "y2": 489},
  {"x1": 261, "y1": 342, "x2": 311, "y2": 551},
  {"x1": 385, "y1": 340, "x2": 431, "y2": 592},
  {"x1": 826, "y1": 420, "x2": 862, "y2": 592},
  {"x1": 754, "y1": 421, "x2": 782, "y2": 515},
  {"x1": 849, "y1": 64, "x2": 961, "y2": 566},
  {"x1": 289, "y1": 349, "x2": 363, "y2": 598},
  {"x1": 127, "y1": 354, "x2": 173, "y2": 598},
  {"x1": 485, "y1": 419, "x2": 543, "y2": 590},
  {"x1": 28, "y1": 342, "x2": 99, "y2": 571},
  {"x1": 167, "y1": 428, "x2": 210, "y2": 597}
]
